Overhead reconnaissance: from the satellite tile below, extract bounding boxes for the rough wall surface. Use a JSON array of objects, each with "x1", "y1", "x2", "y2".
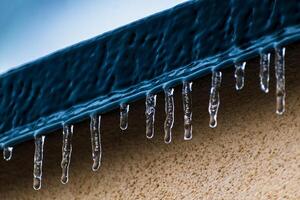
[
  {"x1": 1, "y1": 0, "x2": 300, "y2": 148},
  {"x1": 0, "y1": 43, "x2": 299, "y2": 199}
]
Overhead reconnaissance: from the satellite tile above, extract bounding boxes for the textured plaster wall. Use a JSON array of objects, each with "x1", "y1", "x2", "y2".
[{"x1": 0, "y1": 43, "x2": 299, "y2": 199}]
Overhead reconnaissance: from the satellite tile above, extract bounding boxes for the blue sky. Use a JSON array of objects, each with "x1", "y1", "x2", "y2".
[{"x1": 0, "y1": 0, "x2": 186, "y2": 74}]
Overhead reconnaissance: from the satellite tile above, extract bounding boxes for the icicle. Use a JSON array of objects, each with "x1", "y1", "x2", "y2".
[
  {"x1": 234, "y1": 62, "x2": 246, "y2": 90},
  {"x1": 33, "y1": 135, "x2": 45, "y2": 190},
  {"x1": 61, "y1": 124, "x2": 73, "y2": 184},
  {"x1": 182, "y1": 81, "x2": 193, "y2": 140},
  {"x1": 145, "y1": 94, "x2": 157, "y2": 139},
  {"x1": 120, "y1": 103, "x2": 129, "y2": 131},
  {"x1": 209, "y1": 71, "x2": 222, "y2": 128},
  {"x1": 3, "y1": 147, "x2": 13, "y2": 161},
  {"x1": 164, "y1": 88, "x2": 174, "y2": 144},
  {"x1": 260, "y1": 53, "x2": 271, "y2": 93},
  {"x1": 90, "y1": 114, "x2": 102, "y2": 171},
  {"x1": 275, "y1": 47, "x2": 286, "y2": 115}
]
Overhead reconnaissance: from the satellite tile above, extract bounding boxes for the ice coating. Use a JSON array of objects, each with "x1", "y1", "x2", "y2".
[
  {"x1": 0, "y1": 0, "x2": 300, "y2": 149},
  {"x1": 208, "y1": 71, "x2": 222, "y2": 128},
  {"x1": 275, "y1": 47, "x2": 286, "y2": 115},
  {"x1": 90, "y1": 114, "x2": 102, "y2": 171},
  {"x1": 145, "y1": 94, "x2": 157, "y2": 139},
  {"x1": 61, "y1": 124, "x2": 73, "y2": 184},
  {"x1": 33, "y1": 135, "x2": 45, "y2": 190},
  {"x1": 182, "y1": 81, "x2": 192, "y2": 140},
  {"x1": 164, "y1": 88, "x2": 174, "y2": 144}
]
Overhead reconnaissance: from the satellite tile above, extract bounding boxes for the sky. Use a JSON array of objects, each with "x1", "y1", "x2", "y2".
[{"x1": 0, "y1": 0, "x2": 186, "y2": 74}]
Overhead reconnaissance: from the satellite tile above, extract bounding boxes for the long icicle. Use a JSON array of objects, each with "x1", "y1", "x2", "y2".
[
  {"x1": 234, "y1": 62, "x2": 246, "y2": 90},
  {"x1": 182, "y1": 81, "x2": 193, "y2": 140},
  {"x1": 3, "y1": 147, "x2": 13, "y2": 161},
  {"x1": 260, "y1": 53, "x2": 271, "y2": 93},
  {"x1": 209, "y1": 71, "x2": 222, "y2": 128},
  {"x1": 164, "y1": 88, "x2": 174, "y2": 144},
  {"x1": 120, "y1": 103, "x2": 129, "y2": 131},
  {"x1": 145, "y1": 94, "x2": 157, "y2": 139},
  {"x1": 61, "y1": 124, "x2": 74, "y2": 184},
  {"x1": 33, "y1": 135, "x2": 45, "y2": 190},
  {"x1": 275, "y1": 47, "x2": 286, "y2": 115},
  {"x1": 90, "y1": 114, "x2": 102, "y2": 171}
]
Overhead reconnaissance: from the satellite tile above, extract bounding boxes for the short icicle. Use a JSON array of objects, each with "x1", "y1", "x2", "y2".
[
  {"x1": 33, "y1": 135, "x2": 45, "y2": 190},
  {"x1": 120, "y1": 103, "x2": 129, "y2": 131},
  {"x1": 164, "y1": 88, "x2": 174, "y2": 144},
  {"x1": 61, "y1": 124, "x2": 74, "y2": 184},
  {"x1": 3, "y1": 147, "x2": 13, "y2": 161},
  {"x1": 145, "y1": 94, "x2": 157, "y2": 139},
  {"x1": 275, "y1": 47, "x2": 286, "y2": 115},
  {"x1": 90, "y1": 114, "x2": 102, "y2": 171},
  {"x1": 182, "y1": 81, "x2": 193, "y2": 140},
  {"x1": 209, "y1": 71, "x2": 222, "y2": 128},
  {"x1": 234, "y1": 62, "x2": 246, "y2": 90},
  {"x1": 260, "y1": 53, "x2": 271, "y2": 93}
]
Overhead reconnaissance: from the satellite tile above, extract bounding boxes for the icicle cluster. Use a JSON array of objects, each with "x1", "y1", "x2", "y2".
[{"x1": 2, "y1": 46, "x2": 287, "y2": 190}]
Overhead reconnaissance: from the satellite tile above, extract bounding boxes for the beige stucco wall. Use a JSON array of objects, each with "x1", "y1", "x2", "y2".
[{"x1": 0, "y1": 44, "x2": 299, "y2": 199}]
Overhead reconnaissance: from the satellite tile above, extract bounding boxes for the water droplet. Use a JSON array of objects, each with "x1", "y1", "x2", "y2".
[
  {"x1": 164, "y1": 88, "x2": 174, "y2": 144},
  {"x1": 61, "y1": 124, "x2": 73, "y2": 184},
  {"x1": 234, "y1": 62, "x2": 246, "y2": 90},
  {"x1": 90, "y1": 114, "x2": 102, "y2": 171},
  {"x1": 209, "y1": 71, "x2": 222, "y2": 128},
  {"x1": 33, "y1": 135, "x2": 45, "y2": 190},
  {"x1": 260, "y1": 53, "x2": 271, "y2": 93},
  {"x1": 3, "y1": 147, "x2": 13, "y2": 161},
  {"x1": 145, "y1": 94, "x2": 157, "y2": 139},
  {"x1": 182, "y1": 81, "x2": 192, "y2": 140},
  {"x1": 275, "y1": 47, "x2": 286, "y2": 115},
  {"x1": 120, "y1": 103, "x2": 129, "y2": 131}
]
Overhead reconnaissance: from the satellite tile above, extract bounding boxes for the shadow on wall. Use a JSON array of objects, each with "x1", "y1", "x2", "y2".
[{"x1": 0, "y1": 43, "x2": 299, "y2": 199}]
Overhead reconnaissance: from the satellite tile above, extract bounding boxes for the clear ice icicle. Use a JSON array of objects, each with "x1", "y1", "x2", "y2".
[
  {"x1": 234, "y1": 62, "x2": 246, "y2": 90},
  {"x1": 61, "y1": 124, "x2": 73, "y2": 184},
  {"x1": 120, "y1": 103, "x2": 129, "y2": 131},
  {"x1": 33, "y1": 135, "x2": 45, "y2": 190},
  {"x1": 145, "y1": 94, "x2": 157, "y2": 139},
  {"x1": 90, "y1": 114, "x2": 102, "y2": 171},
  {"x1": 209, "y1": 71, "x2": 222, "y2": 128},
  {"x1": 182, "y1": 81, "x2": 193, "y2": 140},
  {"x1": 164, "y1": 88, "x2": 174, "y2": 144},
  {"x1": 3, "y1": 147, "x2": 13, "y2": 161},
  {"x1": 275, "y1": 47, "x2": 286, "y2": 115},
  {"x1": 260, "y1": 53, "x2": 271, "y2": 93}
]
